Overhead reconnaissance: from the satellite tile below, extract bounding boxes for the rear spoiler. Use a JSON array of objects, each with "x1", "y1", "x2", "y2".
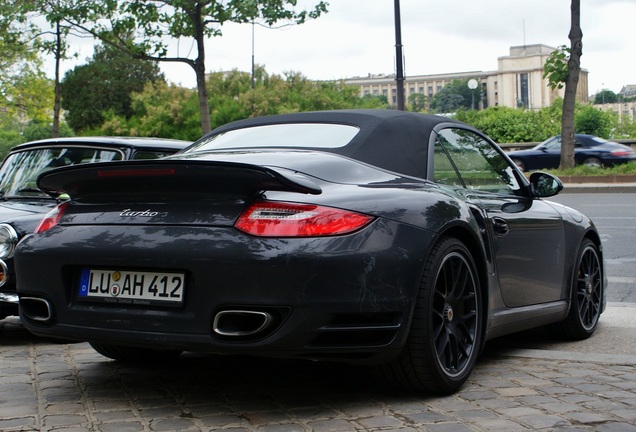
[{"x1": 37, "y1": 160, "x2": 322, "y2": 199}]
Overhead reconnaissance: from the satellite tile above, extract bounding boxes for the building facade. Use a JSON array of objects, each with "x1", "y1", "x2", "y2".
[{"x1": 345, "y1": 44, "x2": 589, "y2": 111}]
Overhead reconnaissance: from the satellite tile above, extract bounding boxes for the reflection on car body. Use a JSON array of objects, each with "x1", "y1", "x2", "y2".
[
  {"x1": 15, "y1": 110, "x2": 605, "y2": 394},
  {"x1": 0, "y1": 137, "x2": 191, "y2": 319}
]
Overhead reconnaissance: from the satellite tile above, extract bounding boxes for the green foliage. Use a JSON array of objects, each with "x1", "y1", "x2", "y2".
[
  {"x1": 22, "y1": 120, "x2": 74, "y2": 142},
  {"x1": 408, "y1": 93, "x2": 428, "y2": 112},
  {"x1": 61, "y1": 43, "x2": 165, "y2": 133},
  {"x1": 0, "y1": 124, "x2": 22, "y2": 160},
  {"x1": 455, "y1": 98, "x2": 627, "y2": 144},
  {"x1": 594, "y1": 89, "x2": 618, "y2": 104},
  {"x1": 574, "y1": 105, "x2": 615, "y2": 138},
  {"x1": 454, "y1": 106, "x2": 560, "y2": 143},
  {"x1": 430, "y1": 79, "x2": 481, "y2": 113},
  {"x1": 103, "y1": 1, "x2": 329, "y2": 57},
  {"x1": 67, "y1": 0, "x2": 329, "y2": 134},
  {"x1": 88, "y1": 66, "x2": 388, "y2": 139},
  {"x1": 544, "y1": 162, "x2": 636, "y2": 177},
  {"x1": 543, "y1": 45, "x2": 570, "y2": 90},
  {"x1": 2, "y1": 71, "x2": 54, "y2": 123},
  {"x1": 99, "y1": 81, "x2": 202, "y2": 141},
  {"x1": 614, "y1": 114, "x2": 636, "y2": 139}
]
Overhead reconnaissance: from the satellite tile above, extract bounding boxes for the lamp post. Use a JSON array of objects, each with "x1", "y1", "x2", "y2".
[
  {"x1": 394, "y1": 0, "x2": 405, "y2": 111},
  {"x1": 468, "y1": 79, "x2": 478, "y2": 110},
  {"x1": 601, "y1": 83, "x2": 605, "y2": 105}
]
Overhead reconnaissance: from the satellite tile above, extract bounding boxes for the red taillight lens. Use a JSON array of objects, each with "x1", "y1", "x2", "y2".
[
  {"x1": 611, "y1": 150, "x2": 633, "y2": 157},
  {"x1": 235, "y1": 201, "x2": 375, "y2": 237},
  {"x1": 35, "y1": 202, "x2": 69, "y2": 234}
]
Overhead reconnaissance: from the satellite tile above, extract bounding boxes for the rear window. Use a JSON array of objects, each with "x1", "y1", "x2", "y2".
[
  {"x1": 187, "y1": 123, "x2": 360, "y2": 152},
  {"x1": 0, "y1": 146, "x2": 123, "y2": 198},
  {"x1": 588, "y1": 136, "x2": 609, "y2": 145}
]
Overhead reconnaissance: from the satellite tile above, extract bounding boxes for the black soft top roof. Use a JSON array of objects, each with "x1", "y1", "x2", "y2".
[{"x1": 202, "y1": 109, "x2": 467, "y2": 179}]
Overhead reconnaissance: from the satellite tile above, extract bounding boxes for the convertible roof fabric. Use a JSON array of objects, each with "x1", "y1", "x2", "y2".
[{"x1": 204, "y1": 109, "x2": 465, "y2": 179}]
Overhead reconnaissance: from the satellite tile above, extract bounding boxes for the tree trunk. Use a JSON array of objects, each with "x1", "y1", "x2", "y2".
[
  {"x1": 194, "y1": 58, "x2": 212, "y2": 135},
  {"x1": 193, "y1": 4, "x2": 211, "y2": 135},
  {"x1": 559, "y1": 0, "x2": 582, "y2": 169},
  {"x1": 52, "y1": 20, "x2": 62, "y2": 138}
]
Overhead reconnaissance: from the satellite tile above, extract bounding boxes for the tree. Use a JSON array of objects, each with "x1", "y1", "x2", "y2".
[
  {"x1": 430, "y1": 79, "x2": 480, "y2": 113},
  {"x1": 61, "y1": 42, "x2": 164, "y2": 132},
  {"x1": 93, "y1": 67, "x2": 387, "y2": 139},
  {"x1": 0, "y1": 3, "x2": 47, "y2": 123},
  {"x1": 575, "y1": 105, "x2": 614, "y2": 138},
  {"x1": 593, "y1": 89, "x2": 617, "y2": 105},
  {"x1": 65, "y1": 1, "x2": 328, "y2": 135},
  {"x1": 543, "y1": 1, "x2": 582, "y2": 169},
  {"x1": 0, "y1": 1, "x2": 81, "y2": 138},
  {"x1": 408, "y1": 93, "x2": 428, "y2": 112}
]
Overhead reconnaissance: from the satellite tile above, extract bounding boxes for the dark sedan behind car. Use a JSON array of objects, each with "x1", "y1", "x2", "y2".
[
  {"x1": 0, "y1": 137, "x2": 191, "y2": 320},
  {"x1": 507, "y1": 134, "x2": 636, "y2": 171}
]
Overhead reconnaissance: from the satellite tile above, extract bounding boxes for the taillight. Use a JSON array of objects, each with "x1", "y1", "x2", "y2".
[
  {"x1": 235, "y1": 201, "x2": 374, "y2": 237},
  {"x1": 35, "y1": 202, "x2": 69, "y2": 234},
  {"x1": 611, "y1": 150, "x2": 633, "y2": 157}
]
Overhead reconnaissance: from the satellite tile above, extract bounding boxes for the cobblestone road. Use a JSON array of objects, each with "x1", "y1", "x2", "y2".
[{"x1": 1, "y1": 304, "x2": 635, "y2": 432}]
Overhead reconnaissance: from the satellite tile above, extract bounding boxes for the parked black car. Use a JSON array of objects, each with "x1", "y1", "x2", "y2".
[
  {"x1": 0, "y1": 137, "x2": 191, "y2": 319},
  {"x1": 15, "y1": 110, "x2": 605, "y2": 394},
  {"x1": 507, "y1": 134, "x2": 636, "y2": 171}
]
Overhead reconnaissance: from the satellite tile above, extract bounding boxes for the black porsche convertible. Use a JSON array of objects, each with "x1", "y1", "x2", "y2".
[{"x1": 15, "y1": 110, "x2": 605, "y2": 394}]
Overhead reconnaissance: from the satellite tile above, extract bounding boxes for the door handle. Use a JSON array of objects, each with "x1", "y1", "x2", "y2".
[{"x1": 492, "y1": 217, "x2": 509, "y2": 236}]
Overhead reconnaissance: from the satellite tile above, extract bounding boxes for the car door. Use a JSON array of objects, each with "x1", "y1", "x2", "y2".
[
  {"x1": 532, "y1": 136, "x2": 562, "y2": 170},
  {"x1": 433, "y1": 127, "x2": 566, "y2": 307}
]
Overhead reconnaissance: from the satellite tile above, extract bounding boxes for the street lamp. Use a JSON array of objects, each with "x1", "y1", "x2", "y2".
[
  {"x1": 468, "y1": 79, "x2": 478, "y2": 110},
  {"x1": 394, "y1": 0, "x2": 405, "y2": 111},
  {"x1": 602, "y1": 83, "x2": 605, "y2": 105}
]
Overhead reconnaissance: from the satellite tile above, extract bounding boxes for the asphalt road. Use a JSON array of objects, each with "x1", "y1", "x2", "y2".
[{"x1": 549, "y1": 192, "x2": 636, "y2": 303}]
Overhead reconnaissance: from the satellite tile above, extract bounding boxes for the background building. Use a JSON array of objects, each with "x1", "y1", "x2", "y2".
[{"x1": 345, "y1": 44, "x2": 589, "y2": 110}]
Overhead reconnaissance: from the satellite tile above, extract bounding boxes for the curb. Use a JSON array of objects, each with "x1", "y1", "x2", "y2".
[
  {"x1": 561, "y1": 183, "x2": 636, "y2": 193},
  {"x1": 557, "y1": 175, "x2": 636, "y2": 193}
]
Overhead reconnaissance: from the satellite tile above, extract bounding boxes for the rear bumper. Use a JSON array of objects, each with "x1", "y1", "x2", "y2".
[{"x1": 16, "y1": 222, "x2": 433, "y2": 363}]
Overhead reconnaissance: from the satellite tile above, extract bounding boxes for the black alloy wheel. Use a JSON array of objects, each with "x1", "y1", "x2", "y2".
[
  {"x1": 381, "y1": 236, "x2": 483, "y2": 394},
  {"x1": 582, "y1": 157, "x2": 603, "y2": 168},
  {"x1": 553, "y1": 238, "x2": 603, "y2": 340}
]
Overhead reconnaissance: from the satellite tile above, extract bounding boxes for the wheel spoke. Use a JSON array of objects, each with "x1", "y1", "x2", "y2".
[
  {"x1": 433, "y1": 251, "x2": 479, "y2": 377},
  {"x1": 576, "y1": 247, "x2": 602, "y2": 330}
]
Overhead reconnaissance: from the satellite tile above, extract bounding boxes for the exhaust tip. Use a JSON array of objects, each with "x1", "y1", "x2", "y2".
[
  {"x1": 20, "y1": 297, "x2": 53, "y2": 323},
  {"x1": 213, "y1": 310, "x2": 273, "y2": 337}
]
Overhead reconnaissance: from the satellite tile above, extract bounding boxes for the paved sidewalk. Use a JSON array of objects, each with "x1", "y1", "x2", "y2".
[{"x1": 1, "y1": 304, "x2": 635, "y2": 432}]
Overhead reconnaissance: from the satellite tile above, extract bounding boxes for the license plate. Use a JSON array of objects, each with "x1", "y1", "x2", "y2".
[{"x1": 78, "y1": 269, "x2": 185, "y2": 306}]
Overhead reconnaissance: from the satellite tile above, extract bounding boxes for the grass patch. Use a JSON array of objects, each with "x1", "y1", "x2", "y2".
[{"x1": 541, "y1": 162, "x2": 636, "y2": 177}]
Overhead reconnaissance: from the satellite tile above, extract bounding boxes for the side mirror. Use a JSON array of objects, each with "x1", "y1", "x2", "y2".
[{"x1": 529, "y1": 172, "x2": 563, "y2": 197}]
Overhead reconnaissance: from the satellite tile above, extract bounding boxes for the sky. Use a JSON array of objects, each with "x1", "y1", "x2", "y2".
[{"x1": 59, "y1": 0, "x2": 636, "y2": 95}]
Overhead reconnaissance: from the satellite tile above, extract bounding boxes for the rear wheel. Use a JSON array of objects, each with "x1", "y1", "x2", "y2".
[
  {"x1": 582, "y1": 157, "x2": 603, "y2": 168},
  {"x1": 90, "y1": 342, "x2": 182, "y2": 363},
  {"x1": 552, "y1": 239, "x2": 603, "y2": 340},
  {"x1": 380, "y1": 237, "x2": 483, "y2": 394}
]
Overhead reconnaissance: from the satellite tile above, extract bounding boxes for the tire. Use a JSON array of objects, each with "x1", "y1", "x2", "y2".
[
  {"x1": 511, "y1": 158, "x2": 526, "y2": 172},
  {"x1": 582, "y1": 157, "x2": 603, "y2": 168},
  {"x1": 552, "y1": 238, "x2": 603, "y2": 340},
  {"x1": 90, "y1": 342, "x2": 182, "y2": 363},
  {"x1": 380, "y1": 236, "x2": 483, "y2": 394}
]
